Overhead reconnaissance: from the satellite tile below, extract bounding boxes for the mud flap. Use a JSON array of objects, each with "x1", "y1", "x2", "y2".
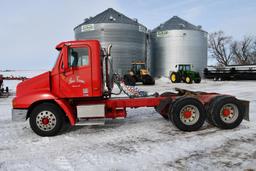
[{"x1": 240, "y1": 99, "x2": 250, "y2": 121}]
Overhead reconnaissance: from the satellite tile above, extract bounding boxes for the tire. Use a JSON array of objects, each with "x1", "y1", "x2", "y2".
[
  {"x1": 185, "y1": 75, "x2": 192, "y2": 84},
  {"x1": 208, "y1": 96, "x2": 245, "y2": 129},
  {"x1": 205, "y1": 95, "x2": 226, "y2": 126},
  {"x1": 194, "y1": 78, "x2": 201, "y2": 83},
  {"x1": 170, "y1": 72, "x2": 181, "y2": 83},
  {"x1": 130, "y1": 76, "x2": 136, "y2": 86},
  {"x1": 142, "y1": 75, "x2": 155, "y2": 85},
  {"x1": 170, "y1": 97, "x2": 206, "y2": 131},
  {"x1": 124, "y1": 75, "x2": 136, "y2": 86},
  {"x1": 29, "y1": 103, "x2": 65, "y2": 136}
]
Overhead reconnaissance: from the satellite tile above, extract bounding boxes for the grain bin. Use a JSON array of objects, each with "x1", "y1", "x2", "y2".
[
  {"x1": 74, "y1": 8, "x2": 147, "y2": 75},
  {"x1": 151, "y1": 16, "x2": 207, "y2": 77}
]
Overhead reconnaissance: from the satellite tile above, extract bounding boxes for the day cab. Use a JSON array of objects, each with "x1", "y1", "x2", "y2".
[{"x1": 12, "y1": 40, "x2": 162, "y2": 136}]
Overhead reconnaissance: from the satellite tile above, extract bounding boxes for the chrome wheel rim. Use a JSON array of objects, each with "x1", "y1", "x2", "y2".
[
  {"x1": 180, "y1": 105, "x2": 200, "y2": 125},
  {"x1": 36, "y1": 111, "x2": 57, "y2": 131},
  {"x1": 220, "y1": 103, "x2": 239, "y2": 123}
]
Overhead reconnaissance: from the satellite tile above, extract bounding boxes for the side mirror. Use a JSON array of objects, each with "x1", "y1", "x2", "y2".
[{"x1": 175, "y1": 65, "x2": 177, "y2": 68}]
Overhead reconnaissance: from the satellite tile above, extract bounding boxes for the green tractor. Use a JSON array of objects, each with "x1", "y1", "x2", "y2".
[
  {"x1": 170, "y1": 64, "x2": 201, "y2": 84},
  {"x1": 123, "y1": 61, "x2": 155, "y2": 86}
]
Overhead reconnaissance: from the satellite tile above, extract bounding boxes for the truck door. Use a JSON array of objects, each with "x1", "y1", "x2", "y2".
[{"x1": 59, "y1": 45, "x2": 92, "y2": 98}]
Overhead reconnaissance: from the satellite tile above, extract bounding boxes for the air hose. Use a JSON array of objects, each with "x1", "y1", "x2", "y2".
[{"x1": 112, "y1": 73, "x2": 153, "y2": 98}]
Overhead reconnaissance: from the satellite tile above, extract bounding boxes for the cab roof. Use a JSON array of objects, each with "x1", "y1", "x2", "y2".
[
  {"x1": 55, "y1": 40, "x2": 100, "y2": 50},
  {"x1": 131, "y1": 61, "x2": 145, "y2": 64}
]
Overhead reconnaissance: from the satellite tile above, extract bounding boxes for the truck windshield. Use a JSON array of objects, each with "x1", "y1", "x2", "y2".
[{"x1": 53, "y1": 50, "x2": 61, "y2": 69}]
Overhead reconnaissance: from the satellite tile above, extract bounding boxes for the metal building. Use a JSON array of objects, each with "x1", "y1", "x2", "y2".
[
  {"x1": 74, "y1": 8, "x2": 148, "y2": 75},
  {"x1": 151, "y1": 16, "x2": 208, "y2": 77}
]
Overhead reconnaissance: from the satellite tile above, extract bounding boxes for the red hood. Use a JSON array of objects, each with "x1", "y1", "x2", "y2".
[{"x1": 16, "y1": 71, "x2": 51, "y2": 97}]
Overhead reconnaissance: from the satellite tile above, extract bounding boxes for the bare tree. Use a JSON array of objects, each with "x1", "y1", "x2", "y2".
[
  {"x1": 208, "y1": 31, "x2": 233, "y2": 66},
  {"x1": 251, "y1": 39, "x2": 256, "y2": 64},
  {"x1": 232, "y1": 36, "x2": 254, "y2": 65}
]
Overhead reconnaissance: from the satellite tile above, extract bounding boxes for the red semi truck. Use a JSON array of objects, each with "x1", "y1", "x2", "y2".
[{"x1": 12, "y1": 40, "x2": 249, "y2": 136}]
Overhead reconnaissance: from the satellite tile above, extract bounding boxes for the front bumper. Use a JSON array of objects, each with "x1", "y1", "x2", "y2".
[{"x1": 12, "y1": 109, "x2": 28, "y2": 122}]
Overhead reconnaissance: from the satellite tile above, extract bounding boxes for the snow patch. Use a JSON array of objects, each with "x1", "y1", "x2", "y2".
[{"x1": 0, "y1": 70, "x2": 256, "y2": 170}]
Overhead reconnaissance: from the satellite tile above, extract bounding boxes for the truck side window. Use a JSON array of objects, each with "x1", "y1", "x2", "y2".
[{"x1": 68, "y1": 47, "x2": 89, "y2": 67}]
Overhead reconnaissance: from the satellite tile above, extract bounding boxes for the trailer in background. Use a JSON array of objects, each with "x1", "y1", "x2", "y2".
[
  {"x1": 204, "y1": 65, "x2": 256, "y2": 81},
  {"x1": 0, "y1": 74, "x2": 9, "y2": 97},
  {"x1": 0, "y1": 73, "x2": 27, "y2": 97}
]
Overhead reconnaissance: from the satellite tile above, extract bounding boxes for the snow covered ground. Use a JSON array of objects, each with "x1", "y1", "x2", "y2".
[{"x1": 1, "y1": 71, "x2": 256, "y2": 170}]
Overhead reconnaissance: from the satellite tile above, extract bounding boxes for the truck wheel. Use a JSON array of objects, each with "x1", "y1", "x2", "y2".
[
  {"x1": 205, "y1": 95, "x2": 226, "y2": 126},
  {"x1": 142, "y1": 75, "x2": 155, "y2": 85},
  {"x1": 170, "y1": 97, "x2": 206, "y2": 131},
  {"x1": 29, "y1": 103, "x2": 64, "y2": 136},
  {"x1": 209, "y1": 96, "x2": 244, "y2": 129},
  {"x1": 185, "y1": 76, "x2": 192, "y2": 84}
]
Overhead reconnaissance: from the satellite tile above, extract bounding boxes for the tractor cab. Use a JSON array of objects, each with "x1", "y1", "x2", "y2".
[
  {"x1": 177, "y1": 64, "x2": 191, "y2": 71},
  {"x1": 131, "y1": 62, "x2": 148, "y2": 76},
  {"x1": 123, "y1": 61, "x2": 155, "y2": 86},
  {"x1": 170, "y1": 64, "x2": 201, "y2": 84}
]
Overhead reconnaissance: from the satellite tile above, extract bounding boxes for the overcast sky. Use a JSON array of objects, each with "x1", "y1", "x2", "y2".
[{"x1": 1, "y1": 0, "x2": 256, "y2": 70}]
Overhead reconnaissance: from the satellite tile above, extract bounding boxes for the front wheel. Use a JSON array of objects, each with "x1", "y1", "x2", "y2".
[
  {"x1": 29, "y1": 103, "x2": 64, "y2": 136},
  {"x1": 170, "y1": 72, "x2": 180, "y2": 83},
  {"x1": 170, "y1": 97, "x2": 206, "y2": 131}
]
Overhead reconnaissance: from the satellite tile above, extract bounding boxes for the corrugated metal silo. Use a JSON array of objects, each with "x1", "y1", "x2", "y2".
[
  {"x1": 74, "y1": 8, "x2": 147, "y2": 75},
  {"x1": 151, "y1": 16, "x2": 208, "y2": 77}
]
